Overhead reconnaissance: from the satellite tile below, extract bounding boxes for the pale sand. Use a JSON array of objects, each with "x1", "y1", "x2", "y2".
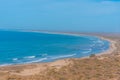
[
  {"x1": 0, "y1": 33, "x2": 117, "y2": 77},
  {"x1": 0, "y1": 58, "x2": 71, "y2": 76},
  {"x1": 16, "y1": 59, "x2": 71, "y2": 76}
]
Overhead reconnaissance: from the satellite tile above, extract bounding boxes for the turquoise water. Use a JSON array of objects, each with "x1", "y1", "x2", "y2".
[{"x1": 0, "y1": 30, "x2": 109, "y2": 66}]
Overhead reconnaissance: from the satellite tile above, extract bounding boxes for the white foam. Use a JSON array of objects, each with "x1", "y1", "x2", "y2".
[
  {"x1": 82, "y1": 48, "x2": 92, "y2": 54},
  {"x1": 82, "y1": 50, "x2": 91, "y2": 54},
  {"x1": 92, "y1": 39, "x2": 105, "y2": 47},
  {"x1": 26, "y1": 58, "x2": 47, "y2": 63},
  {"x1": 98, "y1": 40, "x2": 104, "y2": 44},
  {"x1": 83, "y1": 48, "x2": 92, "y2": 51},
  {"x1": 24, "y1": 56, "x2": 36, "y2": 59},
  {"x1": 13, "y1": 58, "x2": 18, "y2": 61},
  {"x1": 0, "y1": 64, "x2": 12, "y2": 66},
  {"x1": 51, "y1": 53, "x2": 76, "y2": 60}
]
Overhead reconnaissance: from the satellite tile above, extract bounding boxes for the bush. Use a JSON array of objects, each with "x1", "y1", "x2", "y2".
[{"x1": 90, "y1": 54, "x2": 96, "y2": 58}]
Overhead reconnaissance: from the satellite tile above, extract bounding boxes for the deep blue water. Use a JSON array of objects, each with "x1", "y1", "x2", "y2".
[{"x1": 0, "y1": 30, "x2": 109, "y2": 66}]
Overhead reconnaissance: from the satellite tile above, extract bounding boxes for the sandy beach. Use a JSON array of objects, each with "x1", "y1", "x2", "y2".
[{"x1": 0, "y1": 32, "x2": 120, "y2": 80}]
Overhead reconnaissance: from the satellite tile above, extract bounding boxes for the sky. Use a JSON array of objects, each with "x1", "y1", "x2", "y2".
[{"x1": 0, "y1": 0, "x2": 120, "y2": 32}]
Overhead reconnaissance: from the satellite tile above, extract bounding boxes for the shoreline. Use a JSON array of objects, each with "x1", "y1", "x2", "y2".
[
  {"x1": 21, "y1": 30, "x2": 117, "y2": 58},
  {"x1": 0, "y1": 31, "x2": 113, "y2": 67},
  {"x1": 96, "y1": 36, "x2": 117, "y2": 56},
  {"x1": 0, "y1": 31, "x2": 118, "y2": 78},
  {"x1": 0, "y1": 31, "x2": 115, "y2": 65}
]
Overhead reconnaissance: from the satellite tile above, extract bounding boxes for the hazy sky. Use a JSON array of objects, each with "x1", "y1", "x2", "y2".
[{"x1": 0, "y1": 0, "x2": 120, "y2": 32}]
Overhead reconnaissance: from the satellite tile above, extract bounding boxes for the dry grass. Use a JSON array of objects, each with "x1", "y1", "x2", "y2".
[{"x1": 1, "y1": 55, "x2": 120, "y2": 80}]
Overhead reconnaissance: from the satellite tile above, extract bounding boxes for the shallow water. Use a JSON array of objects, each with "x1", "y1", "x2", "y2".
[{"x1": 0, "y1": 30, "x2": 109, "y2": 66}]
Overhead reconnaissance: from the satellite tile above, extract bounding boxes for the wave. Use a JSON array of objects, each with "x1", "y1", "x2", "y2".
[
  {"x1": 24, "y1": 56, "x2": 36, "y2": 59},
  {"x1": 0, "y1": 63, "x2": 12, "y2": 66},
  {"x1": 82, "y1": 48, "x2": 92, "y2": 54},
  {"x1": 25, "y1": 58, "x2": 47, "y2": 63},
  {"x1": 12, "y1": 58, "x2": 18, "y2": 61},
  {"x1": 93, "y1": 39, "x2": 104, "y2": 44},
  {"x1": 51, "y1": 53, "x2": 76, "y2": 60},
  {"x1": 92, "y1": 39, "x2": 105, "y2": 48},
  {"x1": 97, "y1": 40, "x2": 104, "y2": 46}
]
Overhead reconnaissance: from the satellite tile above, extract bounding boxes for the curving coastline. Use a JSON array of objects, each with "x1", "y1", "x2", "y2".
[
  {"x1": 0, "y1": 31, "x2": 115, "y2": 66},
  {"x1": 96, "y1": 36, "x2": 117, "y2": 56},
  {"x1": 34, "y1": 31, "x2": 116, "y2": 57},
  {"x1": 0, "y1": 32, "x2": 118, "y2": 80},
  {"x1": 0, "y1": 30, "x2": 110, "y2": 66}
]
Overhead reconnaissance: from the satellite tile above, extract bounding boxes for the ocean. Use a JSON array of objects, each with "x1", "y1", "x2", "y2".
[{"x1": 0, "y1": 30, "x2": 109, "y2": 66}]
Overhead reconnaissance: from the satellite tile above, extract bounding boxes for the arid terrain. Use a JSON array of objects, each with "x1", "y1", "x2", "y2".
[{"x1": 0, "y1": 33, "x2": 120, "y2": 80}]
